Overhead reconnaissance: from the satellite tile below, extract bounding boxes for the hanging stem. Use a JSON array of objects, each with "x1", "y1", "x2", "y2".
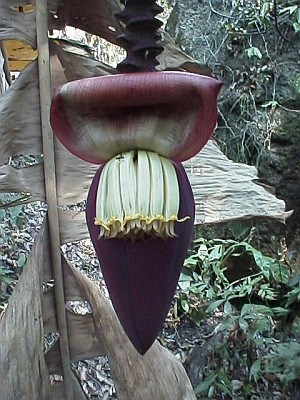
[{"x1": 116, "y1": 0, "x2": 164, "y2": 72}]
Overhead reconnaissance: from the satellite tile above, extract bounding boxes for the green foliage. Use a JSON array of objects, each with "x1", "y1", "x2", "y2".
[
  {"x1": 279, "y1": 2, "x2": 300, "y2": 32},
  {"x1": 285, "y1": 275, "x2": 300, "y2": 307},
  {"x1": 175, "y1": 238, "x2": 289, "y2": 320},
  {"x1": 245, "y1": 47, "x2": 262, "y2": 59},
  {"x1": 0, "y1": 193, "x2": 30, "y2": 210},
  {"x1": 216, "y1": 0, "x2": 300, "y2": 167},
  {"x1": 175, "y1": 236, "x2": 300, "y2": 398},
  {"x1": 195, "y1": 369, "x2": 234, "y2": 398},
  {"x1": 0, "y1": 200, "x2": 28, "y2": 305},
  {"x1": 292, "y1": 75, "x2": 300, "y2": 94},
  {"x1": 264, "y1": 341, "x2": 300, "y2": 385},
  {"x1": 0, "y1": 265, "x2": 14, "y2": 292},
  {"x1": 224, "y1": 0, "x2": 300, "y2": 37}
]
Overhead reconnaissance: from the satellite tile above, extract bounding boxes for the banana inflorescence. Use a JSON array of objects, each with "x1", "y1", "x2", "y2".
[{"x1": 95, "y1": 150, "x2": 190, "y2": 240}]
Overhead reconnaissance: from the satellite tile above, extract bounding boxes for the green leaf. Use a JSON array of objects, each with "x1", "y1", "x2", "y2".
[
  {"x1": 219, "y1": 316, "x2": 238, "y2": 331},
  {"x1": 178, "y1": 281, "x2": 190, "y2": 291},
  {"x1": 9, "y1": 205, "x2": 23, "y2": 220},
  {"x1": 238, "y1": 317, "x2": 249, "y2": 331},
  {"x1": 179, "y1": 272, "x2": 193, "y2": 282},
  {"x1": 288, "y1": 274, "x2": 300, "y2": 287},
  {"x1": 217, "y1": 382, "x2": 232, "y2": 396},
  {"x1": 194, "y1": 373, "x2": 217, "y2": 395},
  {"x1": 279, "y1": 5, "x2": 298, "y2": 15},
  {"x1": 208, "y1": 385, "x2": 215, "y2": 397},
  {"x1": 250, "y1": 359, "x2": 261, "y2": 382},
  {"x1": 183, "y1": 255, "x2": 198, "y2": 267},
  {"x1": 241, "y1": 303, "x2": 252, "y2": 318},
  {"x1": 260, "y1": 1, "x2": 273, "y2": 18},
  {"x1": 293, "y1": 22, "x2": 300, "y2": 32},
  {"x1": 206, "y1": 299, "x2": 224, "y2": 314},
  {"x1": 0, "y1": 274, "x2": 13, "y2": 284},
  {"x1": 206, "y1": 287, "x2": 216, "y2": 299},
  {"x1": 258, "y1": 286, "x2": 277, "y2": 301},
  {"x1": 17, "y1": 253, "x2": 27, "y2": 268},
  {"x1": 197, "y1": 243, "x2": 209, "y2": 260},
  {"x1": 285, "y1": 289, "x2": 299, "y2": 307},
  {"x1": 208, "y1": 244, "x2": 223, "y2": 261},
  {"x1": 245, "y1": 47, "x2": 262, "y2": 59},
  {"x1": 190, "y1": 283, "x2": 207, "y2": 295},
  {"x1": 245, "y1": 304, "x2": 274, "y2": 317},
  {"x1": 224, "y1": 300, "x2": 233, "y2": 315},
  {"x1": 272, "y1": 307, "x2": 290, "y2": 316},
  {"x1": 180, "y1": 299, "x2": 189, "y2": 313}
]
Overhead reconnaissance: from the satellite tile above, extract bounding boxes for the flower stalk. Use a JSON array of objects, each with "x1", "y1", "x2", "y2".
[{"x1": 115, "y1": 0, "x2": 164, "y2": 72}]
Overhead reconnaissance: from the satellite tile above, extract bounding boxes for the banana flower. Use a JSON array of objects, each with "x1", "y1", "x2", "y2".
[{"x1": 50, "y1": 71, "x2": 222, "y2": 354}]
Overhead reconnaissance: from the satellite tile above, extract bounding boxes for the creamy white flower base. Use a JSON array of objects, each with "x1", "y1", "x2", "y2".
[{"x1": 95, "y1": 150, "x2": 189, "y2": 240}]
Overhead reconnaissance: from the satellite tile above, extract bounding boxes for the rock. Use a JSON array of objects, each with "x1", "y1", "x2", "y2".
[
  {"x1": 185, "y1": 331, "x2": 224, "y2": 388},
  {"x1": 231, "y1": 379, "x2": 243, "y2": 392}
]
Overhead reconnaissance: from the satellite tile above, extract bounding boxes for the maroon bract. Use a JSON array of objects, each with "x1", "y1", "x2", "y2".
[
  {"x1": 86, "y1": 162, "x2": 195, "y2": 354},
  {"x1": 50, "y1": 72, "x2": 222, "y2": 164}
]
